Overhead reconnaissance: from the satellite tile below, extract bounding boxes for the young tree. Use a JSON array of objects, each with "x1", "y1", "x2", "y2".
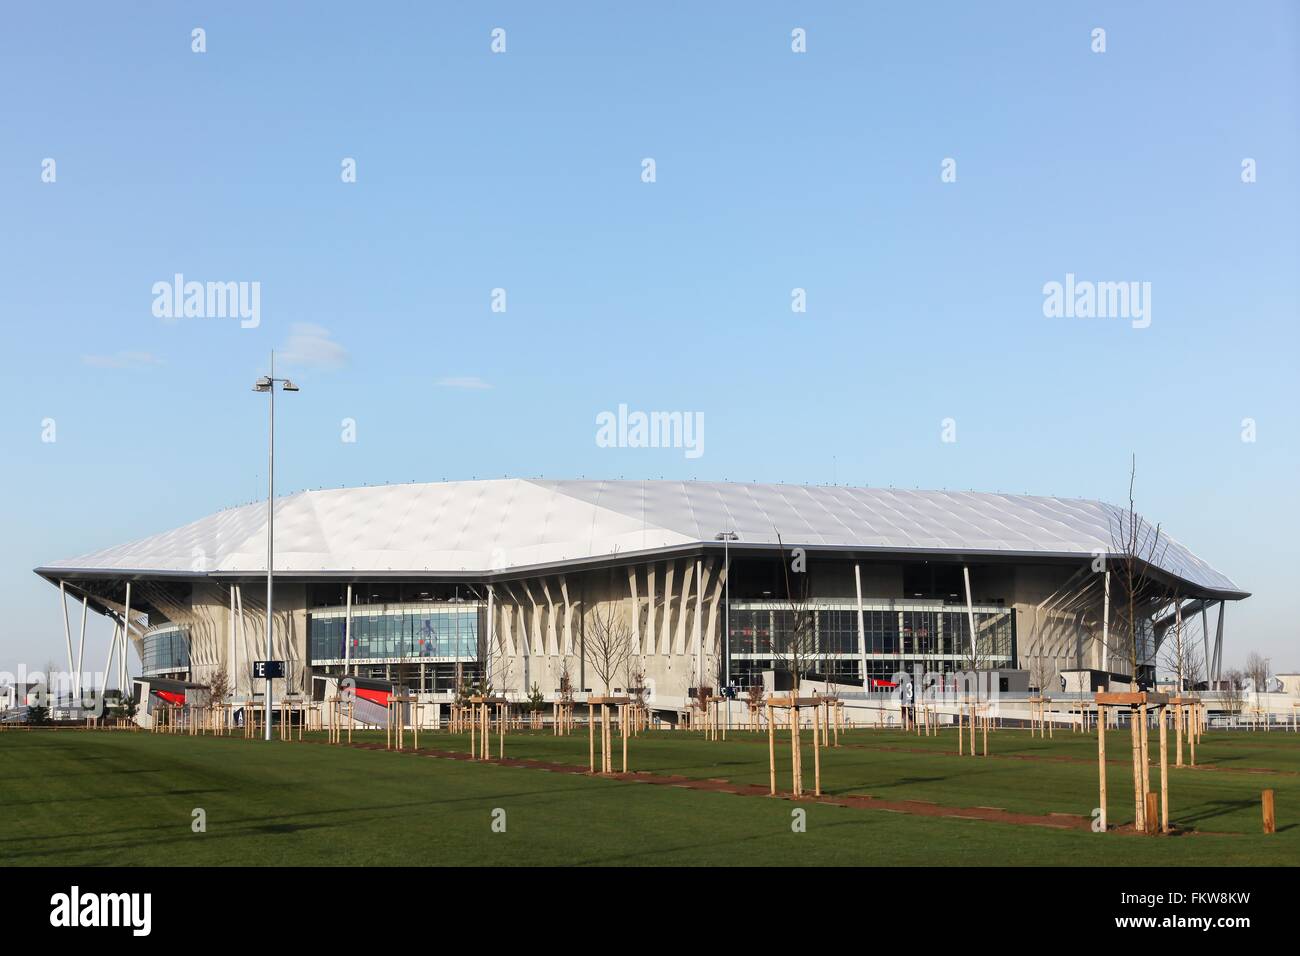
[
  {"x1": 1219, "y1": 669, "x2": 1246, "y2": 725},
  {"x1": 1029, "y1": 654, "x2": 1055, "y2": 696},
  {"x1": 772, "y1": 533, "x2": 817, "y2": 692},
  {"x1": 692, "y1": 672, "x2": 712, "y2": 722},
  {"x1": 555, "y1": 657, "x2": 575, "y2": 705},
  {"x1": 113, "y1": 694, "x2": 138, "y2": 721},
  {"x1": 625, "y1": 658, "x2": 647, "y2": 710},
  {"x1": 527, "y1": 681, "x2": 545, "y2": 713},
  {"x1": 582, "y1": 602, "x2": 633, "y2": 696},
  {"x1": 746, "y1": 681, "x2": 766, "y2": 727},
  {"x1": 1159, "y1": 630, "x2": 1203, "y2": 693},
  {"x1": 1106, "y1": 456, "x2": 1169, "y2": 690},
  {"x1": 42, "y1": 659, "x2": 60, "y2": 710},
  {"x1": 207, "y1": 668, "x2": 231, "y2": 705}
]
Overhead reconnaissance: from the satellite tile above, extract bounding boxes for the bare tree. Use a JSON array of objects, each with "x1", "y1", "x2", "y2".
[
  {"x1": 693, "y1": 674, "x2": 711, "y2": 720},
  {"x1": 555, "y1": 657, "x2": 575, "y2": 705},
  {"x1": 772, "y1": 533, "x2": 817, "y2": 692},
  {"x1": 1159, "y1": 630, "x2": 1203, "y2": 693},
  {"x1": 1029, "y1": 654, "x2": 1055, "y2": 696},
  {"x1": 1245, "y1": 651, "x2": 1270, "y2": 726},
  {"x1": 1219, "y1": 669, "x2": 1247, "y2": 724},
  {"x1": 42, "y1": 659, "x2": 59, "y2": 709},
  {"x1": 394, "y1": 630, "x2": 415, "y2": 694},
  {"x1": 1106, "y1": 456, "x2": 1170, "y2": 690},
  {"x1": 492, "y1": 652, "x2": 515, "y2": 700},
  {"x1": 746, "y1": 681, "x2": 766, "y2": 727},
  {"x1": 624, "y1": 657, "x2": 646, "y2": 710},
  {"x1": 207, "y1": 668, "x2": 231, "y2": 705},
  {"x1": 583, "y1": 602, "x2": 634, "y2": 695}
]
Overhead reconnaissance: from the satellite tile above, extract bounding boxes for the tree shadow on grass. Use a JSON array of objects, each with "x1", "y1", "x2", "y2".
[
  {"x1": 1174, "y1": 798, "x2": 1262, "y2": 830},
  {"x1": 0, "y1": 775, "x2": 638, "y2": 854},
  {"x1": 0, "y1": 785, "x2": 227, "y2": 810},
  {"x1": 567, "y1": 817, "x2": 868, "y2": 867}
]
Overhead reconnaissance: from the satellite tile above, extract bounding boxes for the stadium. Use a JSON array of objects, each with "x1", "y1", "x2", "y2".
[{"x1": 34, "y1": 479, "x2": 1248, "y2": 722}]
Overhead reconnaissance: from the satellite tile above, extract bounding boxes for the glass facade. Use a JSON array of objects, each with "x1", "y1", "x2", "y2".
[
  {"x1": 309, "y1": 603, "x2": 482, "y2": 663},
  {"x1": 727, "y1": 600, "x2": 1014, "y2": 686},
  {"x1": 142, "y1": 625, "x2": 190, "y2": 676}
]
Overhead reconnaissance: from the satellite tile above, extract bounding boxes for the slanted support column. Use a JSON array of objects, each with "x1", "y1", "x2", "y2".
[
  {"x1": 343, "y1": 583, "x2": 353, "y2": 676},
  {"x1": 854, "y1": 563, "x2": 867, "y2": 690},
  {"x1": 659, "y1": 562, "x2": 675, "y2": 658},
  {"x1": 228, "y1": 585, "x2": 239, "y2": 692},
  {"x1": 693, "y1": 557, "x2": 704, "y2": 682},
  {"x1": 1174, "y1": 600, "x2": 1184, "y2": 690},
  {"x1": 121, "y1": 581, "x2": 132, "y2": 691},
  {"x1": 560, "y1": 575, "x2": 574, "y2": 656},
  {"x1": 59, "y1": 581, "x2": 74, "y2": 706},
  {"x1": 485, "y1": 584, "x2": 494, "y2": 686},
  {"x1": 645, "y1": 564, "x2": 658, "y2": 656},
  {"x1": 627, "y1": 566, "x2": 641, "y2": 654},
  {"x1": 76, "y1": 594, "x2": 88, "y2": 703},
  {"x1": 1200, "y1": 605, "x2": 1211, "y2": 688},
  {"x1": 115, "y1": 622, "x2": 125, "y2": 693},
  {"x1": 1212, "y1": 602, "x2": 1225, "y2": 682},
  {"x1": 99, "y1": 622, "x2": 120, "y2": 697},
  {"x1": 962, "y1": 565, "x2": 977, "y2": 665},
  {"x1": 234, "y1": 584, "x2": 246, "y2": 695}
]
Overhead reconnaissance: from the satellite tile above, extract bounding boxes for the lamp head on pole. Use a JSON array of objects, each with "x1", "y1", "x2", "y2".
[{"x1": 253, "y1": 377, "x2": 272, "y2": 392}]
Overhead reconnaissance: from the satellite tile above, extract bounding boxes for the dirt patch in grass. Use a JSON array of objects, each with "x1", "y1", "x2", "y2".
[{"x1": 348, "y1": 741, "x2": 1120, "y2": 833}]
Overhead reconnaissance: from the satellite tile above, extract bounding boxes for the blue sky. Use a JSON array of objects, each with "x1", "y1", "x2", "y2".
[{"x1": 1, "y1": 2, "x2": 1296, "y2": 679}]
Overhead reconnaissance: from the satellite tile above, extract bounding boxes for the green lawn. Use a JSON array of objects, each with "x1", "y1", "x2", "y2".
[{"x1": 1, "y1": 726, "x2": 1296, "y2": 866}]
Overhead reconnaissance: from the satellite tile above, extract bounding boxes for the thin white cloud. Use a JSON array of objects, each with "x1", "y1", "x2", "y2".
[
  {"x1": 82, "y1": 351, "x2": 165, "y2": 369},
  {"x1": 279, "y1": 323, "x2": 347, "y2": 370},
  {"x1": 436, "y1": 376, "x2": 492, "y2": 390}
]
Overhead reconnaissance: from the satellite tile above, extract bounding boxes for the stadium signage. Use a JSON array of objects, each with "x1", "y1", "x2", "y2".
[{"x1": 252, "y1": 660, "x2": 285, "y2": 679}]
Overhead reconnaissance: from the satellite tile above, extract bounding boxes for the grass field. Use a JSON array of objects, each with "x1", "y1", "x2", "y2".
[{"x1": 2, "y1": 725, "x2": 1297, "y2": 866}]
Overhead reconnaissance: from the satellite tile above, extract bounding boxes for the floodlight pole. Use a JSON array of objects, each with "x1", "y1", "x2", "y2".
[
  {"x1": 715, "y1": 532, "x2": 738, "y2": 690},
  {"x1": 265, "y1": 357, "x2": 274, "y2": 740},
  {"x1": 254, "y1": 352, "x2": 300, "y2": 741}
]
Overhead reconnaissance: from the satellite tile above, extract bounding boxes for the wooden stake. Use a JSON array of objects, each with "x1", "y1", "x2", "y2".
[
  {"x1": 1139, "y1": 703, "x2": 1151, "y2": 808},
  {"x1": 1158, "y1": 703, "x2": 1169, "y2": 833},
  {"x1": 790, "y1": 705, "x2": 801, "y2": 798},
  {"x1": 1262, "y1": 789, "x2": 1276, "y2": 834},
  {"x1": 767, "y1": 703, "x2": 776, "y2": 796},
  {"x1": 1175, "y1": 700, "x2": 1184, "y2": 767},
  {"x1": 812, "y1": 704, "x2": 821, "y2": 797},
  {"x1": 1097, "y1": 703, "x2": 1107, "y2": 832},
  {"x1": 1130, "y1": 706, "x2": 1144, "y2": 831}
]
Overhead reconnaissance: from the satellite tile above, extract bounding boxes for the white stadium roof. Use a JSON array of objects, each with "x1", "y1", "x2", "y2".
[{"x1": 36, "y1": 479, "x2": 1245, "y2": 597}]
